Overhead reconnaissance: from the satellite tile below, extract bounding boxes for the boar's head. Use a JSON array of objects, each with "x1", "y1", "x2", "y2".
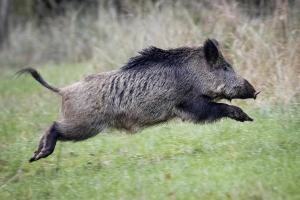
[{"x1": 193, "y1": 39, "x2": 259, "y2": 101}]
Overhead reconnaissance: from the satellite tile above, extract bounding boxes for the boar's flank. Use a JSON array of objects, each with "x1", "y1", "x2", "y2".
[{"x1": 17, "y1": 38, "x2": 259, "y2": 162}]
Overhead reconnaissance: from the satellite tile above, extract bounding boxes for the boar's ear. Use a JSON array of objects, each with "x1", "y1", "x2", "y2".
[{"x1": 204, "y1": 39, "x2": 220, "y2": 64}]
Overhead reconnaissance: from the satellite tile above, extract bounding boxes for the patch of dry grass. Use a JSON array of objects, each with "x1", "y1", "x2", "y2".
[{"x1": 0, "y1": 1, "x2": 299, "y2": 104}]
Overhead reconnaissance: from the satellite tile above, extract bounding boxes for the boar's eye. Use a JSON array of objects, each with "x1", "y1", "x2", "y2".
[{"x1": 223, "y1": 62, "x2": 232, "y2": 71}]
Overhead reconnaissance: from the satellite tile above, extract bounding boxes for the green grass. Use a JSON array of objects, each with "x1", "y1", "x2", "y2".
[{"x1": 0, "y1": 65, "x2": 299, "y2": 200}]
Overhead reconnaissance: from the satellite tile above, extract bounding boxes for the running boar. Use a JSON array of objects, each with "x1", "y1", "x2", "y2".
[{"x1": 17, "y1": 39, "x2": 259, "y2": 162}]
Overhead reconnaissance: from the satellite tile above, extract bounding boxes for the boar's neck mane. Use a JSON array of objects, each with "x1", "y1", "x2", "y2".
[{"x1": 121, "y1": 46, "x2": 199, "y2": 70}]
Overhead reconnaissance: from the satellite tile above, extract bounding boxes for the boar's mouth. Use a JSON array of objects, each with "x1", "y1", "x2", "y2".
[
  {"x1": 230, "y1": 90, "x2": 261, "y2": 100},
  {"x1": 218, "y1": 91, "x2": 261, "y2": 102},
  {"x1": 212, "y1": 91, "x2": 260, "y2": 102},
  {"x1": 231, "y1": 80, "x2": 260, "y2": 100}
]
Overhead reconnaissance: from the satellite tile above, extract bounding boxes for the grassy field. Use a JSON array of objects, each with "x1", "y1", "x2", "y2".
[{"x1": 0, "y1": 65, "x2": 299, "y2": 200}]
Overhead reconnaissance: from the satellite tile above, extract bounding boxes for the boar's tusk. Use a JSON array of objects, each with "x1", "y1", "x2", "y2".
[{"x1": 254, "y1": 91, "x2": 261, "y2": 99}]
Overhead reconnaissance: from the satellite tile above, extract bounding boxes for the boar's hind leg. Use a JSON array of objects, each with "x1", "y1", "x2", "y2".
[
  {"x1": 29, "y1": 122, "x2": 59, "y2": 162},
  {"x1": 29, "y1": 120, "x2": 106, "y2": 162},
  {"x1": 55, "y1": 121, "x2": 105, "y2": 141}
]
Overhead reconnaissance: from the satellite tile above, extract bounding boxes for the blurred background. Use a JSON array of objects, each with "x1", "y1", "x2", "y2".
[
  {"x1": 0, "y1": 0, "x2": 299, "y2": 104},
  {"x1": 0, "y1": 1, "x2": 300, "y2": 199}
]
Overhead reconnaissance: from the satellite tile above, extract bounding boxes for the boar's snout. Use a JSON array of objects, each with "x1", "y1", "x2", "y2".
[{"x1": 237, "y1": 79, "x2": 259, "y2": 99}]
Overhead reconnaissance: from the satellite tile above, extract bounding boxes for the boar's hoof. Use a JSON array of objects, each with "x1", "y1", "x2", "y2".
[
  {"x1": 29, "y1": 122, "x2": 58, "y2": 162},
  {"x1": 228, "y1": 106, "x2": 253, "y2": 122},
  {"x1": 29, "y1": 148, "x2": 55, "y2": 162}
]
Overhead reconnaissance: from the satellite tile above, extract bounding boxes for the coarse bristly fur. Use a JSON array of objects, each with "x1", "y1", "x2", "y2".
[{"x1": 17, "y1": 38, "x2": 259, "y2": 162}]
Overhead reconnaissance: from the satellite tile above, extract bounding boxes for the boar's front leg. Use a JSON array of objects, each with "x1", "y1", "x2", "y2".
[
  {"x1": 223, "y1": 104, "x2": 253, "y2": 122},
  {"x1": 175, "y1": 97, "x2": 253, "y2": 123}
]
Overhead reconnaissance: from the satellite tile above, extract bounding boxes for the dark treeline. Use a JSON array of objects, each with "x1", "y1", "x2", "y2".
[
  {"x1": 7, "y1": 0, "x2": 297, "y2": 19},
  {"x1": 0, "y1": 0, "x2": 296, "y2": 48}
]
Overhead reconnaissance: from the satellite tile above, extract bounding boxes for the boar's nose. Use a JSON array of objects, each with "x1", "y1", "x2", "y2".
[{"x1": 244, "y1": 80, "x2": 257, "y2": 99}]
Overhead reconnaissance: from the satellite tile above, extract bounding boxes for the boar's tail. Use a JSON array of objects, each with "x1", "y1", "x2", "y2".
[{"x1": 16, "y1": 67, "x2": 61, "y2": 94}]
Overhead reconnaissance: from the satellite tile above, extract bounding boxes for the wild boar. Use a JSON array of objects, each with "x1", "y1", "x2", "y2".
[{"x1": 17, "y1": 39, "x2": 259, "y2": 162}]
